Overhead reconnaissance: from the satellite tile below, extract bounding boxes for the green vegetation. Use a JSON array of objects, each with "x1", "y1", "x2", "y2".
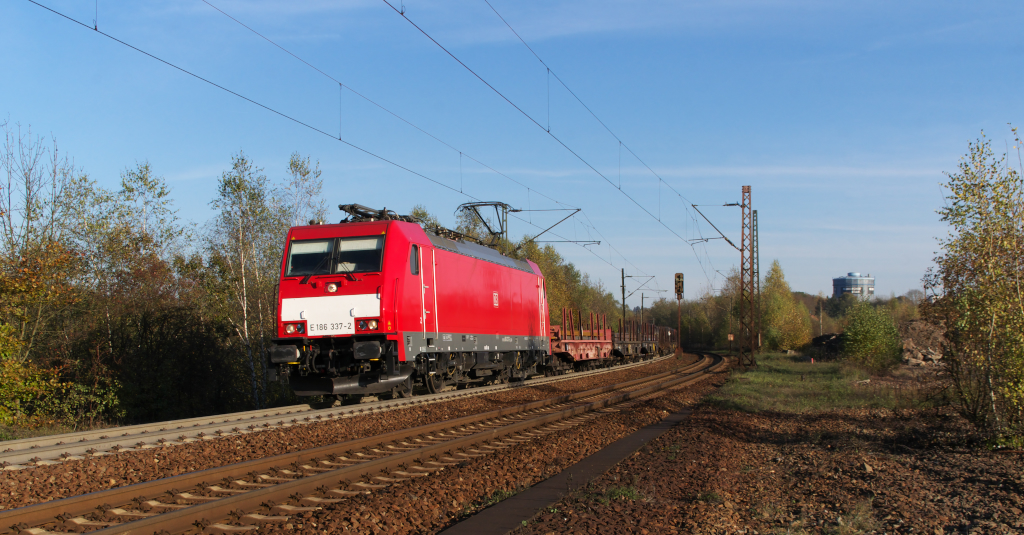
[
  {"x1": 644, "y1": 260, "x2": 816, "y2": 352},
  {"x1": 709, "y1": 353, "x2": 924, "y2": 413},
  {"x1": 925, "y1": 132, "x2": 1024, "y2": 443},
  {"x1": 841, "y1": 301, "x2": 902, "y2": 373},
  {"x1": 0, "y1": 121, "x2": 322, "y2": 429},
  {"x1": 605, "y1": 486, "x2": 644, "y2": 501},
  {"x1": 695, "y1": 491, "x2": 723, "y2": 504},
  {"x1": 761, "y1": 260, "x2": 813, "y2": 351}
]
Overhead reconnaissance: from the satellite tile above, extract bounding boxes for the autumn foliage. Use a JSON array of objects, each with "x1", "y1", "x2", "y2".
[{"x1": 925, "y1": 132, "x2": 1024, "y2": 442}]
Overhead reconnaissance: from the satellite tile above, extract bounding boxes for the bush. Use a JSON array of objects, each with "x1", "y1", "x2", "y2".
[
  {"x1": 842, "y1": 302, "x2": 902, "y2": 373},
  {"x1": 925, "y1": 133, "x2": 1024, "y2": 442},
  {"x1": 0, "y1": 357, "x2": 66, "y2": 427},
  {"x1": 0, "y1": 357, "x2": 121, "y2": 429}
]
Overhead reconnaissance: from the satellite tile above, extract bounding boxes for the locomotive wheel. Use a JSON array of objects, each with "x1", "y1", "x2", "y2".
[
  {"x1": 496, "y1": 368, "x2": 510, "y2": 384},
  {"x1": 425, "y1": 373, "x2": 444, "y2": 394}
]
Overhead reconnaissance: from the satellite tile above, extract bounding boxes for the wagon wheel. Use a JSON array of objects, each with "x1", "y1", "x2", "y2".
[{"x1": 425, "y1": 373, "x2": 444, "y2": 394}]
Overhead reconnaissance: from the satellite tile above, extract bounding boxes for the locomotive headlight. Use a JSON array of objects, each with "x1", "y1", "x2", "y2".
[
  {"x1": 358, "y1": 320, "x2": 367, "y2": 331},
  {"x1": 285, "y1": 324, "x2": 297, "y2": 334},
  {"x1": 296, "y1": 324, "x2": 304, "y2": 333},
  {"x1": 326, "y1": 283, "x2": 338, "y2": 293},
  {"x1": 367, "y1": 319, "x2": 378, "y2": 330}
]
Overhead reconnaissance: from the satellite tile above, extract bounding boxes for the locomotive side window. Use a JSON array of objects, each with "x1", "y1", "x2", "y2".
[
  {"x1": 285, "y1": 239, "x2": 334, "y2": 276},
  {"x1": 410, "y1": 245, "x2": 419, "y2": 275},
  {"x1": 335, "y1": 235, "x2": 385, "y2": 273}
]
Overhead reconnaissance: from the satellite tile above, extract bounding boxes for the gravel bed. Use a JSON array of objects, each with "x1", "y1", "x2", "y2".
[
  {"x1": 514, "y1": 405, "x2": 1024, "y2": 535},
  {"x1": 0, "y1": 356, "x2": 694, "y2": 510},
  {"x1": 246, "y1": 366, "x2": 726, "y2": 535}
]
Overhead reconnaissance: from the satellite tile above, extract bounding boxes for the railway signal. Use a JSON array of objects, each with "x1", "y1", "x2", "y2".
[{"x1": 675, "y1": 273, "x2": 684, "y2": 350}]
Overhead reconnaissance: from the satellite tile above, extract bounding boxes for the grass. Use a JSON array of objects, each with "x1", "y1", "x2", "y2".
[
  {"x1": 605, "y1": 486, "x2": 644, "y2": 501},
  {"x1": 695, "y1": 491, "x2": 723, "y2": 504},
  {"x1": 481, "y1": 488, "x2": 518, "y2": 507},
  {"x1": 0, "y1": 423, "x2": 80, "y2": 441},
  {"x1": 458, "y1": 487, "x2": 522, "y2": 518},
  {"x1": 708, "y1": 352, "x2": 931, "y2": 414},
  {"x1": 568, "y1": 483, "x2": 646, "y2": 507},
  {"x1": 827, "y1": 500, "x2": 879, "y2": 534}
]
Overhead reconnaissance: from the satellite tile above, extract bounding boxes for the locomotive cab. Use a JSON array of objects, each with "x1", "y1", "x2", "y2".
[{"x1": 269, "y1": 218, "x2": 412, "y2": 398}]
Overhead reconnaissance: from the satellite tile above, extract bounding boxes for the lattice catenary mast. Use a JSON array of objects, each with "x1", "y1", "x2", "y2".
[{"x1": 739, "y1": 186, "x2": 756, "y2": 366}]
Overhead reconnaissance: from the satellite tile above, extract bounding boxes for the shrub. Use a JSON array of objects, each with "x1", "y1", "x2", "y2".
[
  {"x1": 925, "y1": 132, "x2": 1024, "y2": 442},
  {"x1": 0, "y1": 358, "x2": 67, "y2": 427},
  {"x1": 842, "y1": 302, "x2": 902, "y2": 373}
]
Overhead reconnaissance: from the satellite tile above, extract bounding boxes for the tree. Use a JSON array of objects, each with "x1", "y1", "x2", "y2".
[
  {"x1": 924, "y1": 132, "x2": 1024, "y2": 440},
  {"x1": 207, "y1": 152, "x2": 286, "y2": 409},
  {"x1": 760, "y1": 260, "x2": 812, "y2": 351},
  {"x1": 0, "y1": 121, "x2": 92, "y2": 364},
  {"x1": 905, "y1": 289, "x2": 925, "y2": 305},
  {"x1": 283, "y1": 153, "x2": 327, "y2": 227},
  {"x1": 409, "y1": 204, "x2": 442, "y2": 230}
]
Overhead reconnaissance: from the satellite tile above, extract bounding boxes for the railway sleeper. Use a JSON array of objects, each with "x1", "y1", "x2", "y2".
[
  {"x1": 204, "y1": 393, "x2": 650, "y2": 532},
  {"x1": 5, "y1": 358, "x2": 705, "y2": 535},
  {"x1": 207, "y1": 522, "x2": 260, "y2": 533}
]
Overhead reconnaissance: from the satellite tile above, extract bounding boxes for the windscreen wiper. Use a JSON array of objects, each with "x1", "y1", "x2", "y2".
[{"x1": 300, "y1": 254, "x2": 332, "y2": 285}]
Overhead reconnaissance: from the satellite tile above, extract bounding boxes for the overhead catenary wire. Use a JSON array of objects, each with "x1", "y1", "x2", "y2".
[
  {"x1": 196, "y1": 0, "x2": 667, "y2": 285},
  {"x1": 483, "y1": 0, "x2": 720, "y2": 286},
  {"x1": 24, "y1": 0, "x2": 478, "y2": 200},
  {"x1": 384, "y1": 0, "x2": 719, "y2": 284},
  {"x1": 482, "y1": 0, "x2": 702, "y2": 213},
  {"x1": 206, "y1": 0, "x2": 715, "y2": 291},
  {"x1": 28, "y1": 0, "x2": 704, "y2": 300},
  {"x1": 199, "y1": 0, "x2": 576, "y2": 213},
  {"x1": 26, "y1": 0, "x2": 657, "y2": 290}
]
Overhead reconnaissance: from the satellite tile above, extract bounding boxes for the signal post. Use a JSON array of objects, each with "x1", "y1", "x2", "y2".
[{"x1": 674, "y1": 273, "x2": 684, "y2": 352}]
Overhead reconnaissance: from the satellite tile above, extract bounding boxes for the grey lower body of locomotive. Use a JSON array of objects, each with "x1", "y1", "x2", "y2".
[{"x1": 269, "y1": 332, "x2": 549, "y2": 397}]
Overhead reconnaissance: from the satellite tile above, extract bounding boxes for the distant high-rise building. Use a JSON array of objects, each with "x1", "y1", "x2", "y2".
[{"x1": 833, "y1": 272, "x2": 874, "y2": 298}]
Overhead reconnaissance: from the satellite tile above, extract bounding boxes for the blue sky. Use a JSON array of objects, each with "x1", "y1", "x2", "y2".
[{"x1": 4, "y1": 0, "x2": 1023, "y2": 307}]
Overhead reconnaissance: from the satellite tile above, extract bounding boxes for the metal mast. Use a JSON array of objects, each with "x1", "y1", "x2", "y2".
[
  {"x1": 739, "y1": 186, "x2": 756, "y2": 366},
  {"x1": 753, "y1": 209, "x2": 760, "y2": 350},
  {"x1": 621, "y1": 268, "x2": 627, "y2": 324}
]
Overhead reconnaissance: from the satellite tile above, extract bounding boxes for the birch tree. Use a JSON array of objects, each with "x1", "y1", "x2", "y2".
[
  {"x1": 925, "y1": 132, "x2": 1024, "y2": 441},
  {"x1": 208, "y1": 153, "x2": 284, "y2": 408}
]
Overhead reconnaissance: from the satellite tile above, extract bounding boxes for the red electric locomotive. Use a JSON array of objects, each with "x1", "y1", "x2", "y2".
[{"x1": 268, "y1": 205, "x2": 551, "y2": 400}]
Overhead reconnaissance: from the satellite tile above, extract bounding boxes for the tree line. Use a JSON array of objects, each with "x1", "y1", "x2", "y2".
[
  {"x1": 0, "y1": 121, "x2": 326, "y2": 429},
  {"x1": 0, "y1": 122, "x2": 634, "y2": 431}
]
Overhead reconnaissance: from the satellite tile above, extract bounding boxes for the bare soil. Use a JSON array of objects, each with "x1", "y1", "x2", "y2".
[{"x1": 514, "y1": 405, "x2": 1024, "y2": 534}]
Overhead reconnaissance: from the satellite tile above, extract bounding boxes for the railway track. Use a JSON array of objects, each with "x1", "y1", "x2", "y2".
[
  {"x1": 0, "y1": 355, "x2": 669, "y2": 470},
  {"x1": 0, "y1": 354, "x2": 722, "y2": 535}
]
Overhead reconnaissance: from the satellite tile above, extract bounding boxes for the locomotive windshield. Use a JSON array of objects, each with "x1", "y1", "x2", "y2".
[
  {"x1": 285, "y1": 239, "x2": 334, "y2": 276},
  {"x1": 335, "y1": 235, "x2": 384, "y2": 273},
  {"x1": 285, "y1": 235, "x2": 385, "y2": 277}
]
